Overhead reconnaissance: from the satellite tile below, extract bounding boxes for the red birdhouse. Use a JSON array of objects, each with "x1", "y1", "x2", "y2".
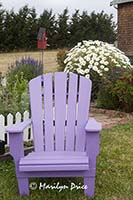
[{"x1": 37, "y1": 27, "x2": 47, "y2": 49}]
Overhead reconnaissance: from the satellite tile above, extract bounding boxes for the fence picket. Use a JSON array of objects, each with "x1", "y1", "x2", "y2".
[
  {"x1": 7, "y1": 113, "x2": 13, "y2": 145},
  {"x1": 15, "y1": 112, "x2": 21, "y2": 123},
  {"x1": 23, "y1": 111, "x2": 30, "y2": 142},
  {"x1": 30, "y1": 126, "x2": 33, "y2": 140},
  {"x1": 0, "y1": 111, "x2": 32, "y2": 147},
  {"x1": 0, "y1": 115, "x2": 5, "y2": 141}
]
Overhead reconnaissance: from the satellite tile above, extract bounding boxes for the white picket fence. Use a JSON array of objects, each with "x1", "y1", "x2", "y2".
[{"x1": 0, "y1": 111, "x2": 33, "y2": 146}]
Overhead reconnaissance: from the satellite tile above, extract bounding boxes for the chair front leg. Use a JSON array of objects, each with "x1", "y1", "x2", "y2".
[
  {"x1": 84, "y1": 176, "x2": 96, "y2": 197},
  {"x1": 84, "y1": 131, "x2": 100, "y2": 197},
  {"x1": 9, "y1": 133, "x2": 29, "y2": 196},
  {"x1": 17, "y1": 177, "x2": 29, "y2": 196}
]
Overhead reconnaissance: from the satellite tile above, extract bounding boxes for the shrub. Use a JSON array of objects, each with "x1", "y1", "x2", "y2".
[
  {"x1": 96, "y1": 79, "x2": 119, "y2": 110},
  {"x1": 64, "y1": 40, "x2": 131, "y2": 76},
  {"x1": 97, "y1": 69, "x2": 133, "y2": 112},
  {"x1": 64, "y1": 40, "x2": 131, "y2": 100},
  {"x1": 57, "y1": 49, "x2": 68, "y2": 72},
  {"x1": 89, "y1": 70, "x2": 102, "y2": 100},
  {"x1": 113, "y1": 69, "x2": 133, "y2": 112},
  {"x1": 0, "y1": 57, "x2": 43, "y2": 115},
  {"x1": 0, "y1": 73, "x2": 29, "y2": 115},
  {"x1": 6, "y1": 57, "x2": 43, "y2": 90}
]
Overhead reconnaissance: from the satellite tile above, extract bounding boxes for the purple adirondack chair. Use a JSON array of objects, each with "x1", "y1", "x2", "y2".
[{"x1": 6, "y1": 72, "x2": 102, "y2": 197}]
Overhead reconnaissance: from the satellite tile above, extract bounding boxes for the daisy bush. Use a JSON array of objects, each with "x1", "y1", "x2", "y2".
[{"x1": 64, "y1": 40, "x2": 131, "y2": 78}]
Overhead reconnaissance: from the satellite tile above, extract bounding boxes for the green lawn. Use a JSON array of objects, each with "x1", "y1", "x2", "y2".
[{"x1": 0, "y1": 122, "x2": 132, "y2": 200}]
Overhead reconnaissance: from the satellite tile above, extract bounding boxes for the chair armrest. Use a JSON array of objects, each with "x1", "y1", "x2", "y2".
[
  {"x1": 6, "y1": 119, "x2": 31, "y2": 133},
  {"x1": 6, "y1": 119, "x2": 31, "y2": 162},
  {"x1": 85, "y1": 118, "x2": 102, "y2": 133}
]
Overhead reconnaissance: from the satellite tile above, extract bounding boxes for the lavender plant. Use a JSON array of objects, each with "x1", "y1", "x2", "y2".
[{"x1": 6, "y1": 57, "x2": 43, "y2": 89}]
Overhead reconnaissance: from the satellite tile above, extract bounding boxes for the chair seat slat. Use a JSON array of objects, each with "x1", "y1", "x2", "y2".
[
  {"x1": 20, "y1": 158, "x2": 88, "y2": 165},
  {"x1": 19, "y1": 164, "x2": 89, "y2": 172},
  {"x1": 27, "y1": 151, "x2": 87, "y2": 157}
]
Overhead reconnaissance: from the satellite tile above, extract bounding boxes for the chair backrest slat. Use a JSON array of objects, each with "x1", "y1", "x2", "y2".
[
  {"x1": 54, "y1": 72, "x2": 67, "y2": 151},
  {"x1": 29, "y1": 72, "x2": 92, "y2": 153},
  {"x1": 29, "y1": 76, "x2": 44, "y2": 152},
  {"x1": 44, "y1": 73, "x2": 54, "y2": 151},
  {"x1": 66, "y1": 73, "x2": 78, "y2": 151},
  {"x1": 75, "y1": 76, "x2": 92, "y2": 151}
]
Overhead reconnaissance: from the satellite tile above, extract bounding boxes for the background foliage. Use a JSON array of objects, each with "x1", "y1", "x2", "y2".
[
  {"x1": 0, "y1": 4, "x2": 116, "y2": 51},
  {"x1": 6, "y1": 57, "x2": 43, "y2": 89},
  {"x1": 0, "y1": 57, "x2": 43, "y2": 115},
  {"x1": 97, "y1": 68, "x2": 133, "y2": 112},
  {"x1": 57, "y1": 48, "x2": 133, "y2": 112}
]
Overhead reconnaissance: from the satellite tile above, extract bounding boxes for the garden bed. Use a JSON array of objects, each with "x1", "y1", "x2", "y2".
[{"x1": 90, "y1": 103, "x2": 133, "y2": 128}]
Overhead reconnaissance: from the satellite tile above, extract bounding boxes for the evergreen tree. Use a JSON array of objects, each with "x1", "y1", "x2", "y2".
[
  {"x1": 69, "y1": 10, "x2": 82, "y2": 47},
  {"x1": 0, "y1": 3, "x2": 5, "y2": 51},
  {"x1": 79, "y1": 11, "x2": 92, "y2": 41},
  {"x1": 3, "y1": 10, "x2": 17, "y2": 51},
  {"x1": 56, "y1": 8, "x2": 70, "y2": 48},
  {"x1": 24, "y1": 7, "x2": 38, "y2": 50},
  {"x1": 89, "y1": 11, "x2": 116, "y2": 43},
  {"x1": 16, "y1": 5, "x2": 34, "y2": 50},
  {"x1": 0, "y1": 4, "x2": 117, "y2": 51}
]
